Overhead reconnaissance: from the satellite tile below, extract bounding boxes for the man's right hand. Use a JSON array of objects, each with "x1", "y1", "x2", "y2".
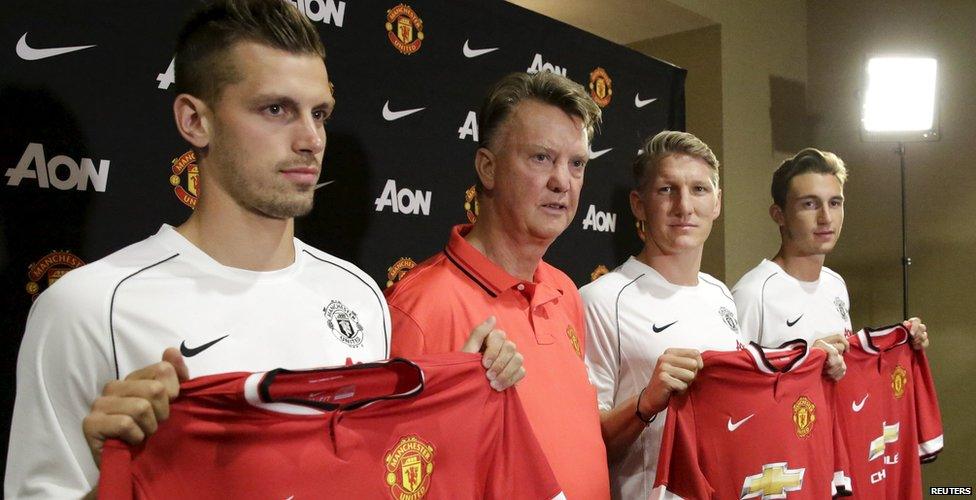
[
  {"x1": 82, "y1": 348, "x2": 189, "y2": 466},
  {"x1": 637, "y1": 348, "x2": 703, "y2": 419},
  {"x1": 813, "y1": 335, "x2": 847, "y2": 381}
]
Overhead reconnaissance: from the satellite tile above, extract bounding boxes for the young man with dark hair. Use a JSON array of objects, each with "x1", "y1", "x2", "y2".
[
  {"x1": 732, "y1": 148, "x2": 929, "y2": 367},
  {"x1": 385, "y1": 71, "x2": 611, "y2": 499},
  {"x1": 5, "y1": 1, "x2": 519, "y2": 497}
]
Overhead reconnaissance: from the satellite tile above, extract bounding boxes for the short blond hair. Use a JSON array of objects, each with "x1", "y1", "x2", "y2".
[{"x1": 633, "y1": 130, "x2": 719, "y2": 189}]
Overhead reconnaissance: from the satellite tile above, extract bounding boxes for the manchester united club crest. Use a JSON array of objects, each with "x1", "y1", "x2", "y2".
[
  {"x1": 891, "y1": 365, "x2": 908, "y2": 399},
  {"x1": 566, "y1": 325, "x2": 582, "y2": 359},
  {"x1": 26, "y1": 250, "x2": 85, "y2": 300},
  {"x1": 169, "y1": 150, "x2": 200, "y2": 209},
  {"x1": 792, "y1": 396, "x2": 816, "y2": 438},
  {"x1": 323, "y1": 300, "x2": 365, "y2": 347},
  {"x1": 590, "y1": 264, "x2": 609, "y2": 282},
  {"x1": 718, "y1": 307, "x2": 739, "y2": 332},
  {"x1": 588, "y1": 67, "x2": 613, "y2": 107},
  {"x1": 387, "y1": 257, "x2": 417, "y2": 288},
  {"x1": 384, "y1": 435, "x2": 435, "y2": 499},
  {"x1": 464, "y1": 185, "x2": 479, "y2": 223},
  {"x1": 833, "y1": 296, "x2": 848, "y2": 320},
  {"x1": 386, "y1": 4, "x2": 424, "y2": 55}
]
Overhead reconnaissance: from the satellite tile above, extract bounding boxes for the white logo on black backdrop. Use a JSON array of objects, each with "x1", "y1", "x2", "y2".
[
  {"x1": 527, "y1": 53, "x2": 567, "y2": 77},
  {"x1": 287, "y1": 0, "x2": 346, "y2": 26},
  {"x1": 634, "y1": 93, "x2": 657, "y2": 108},
  {"x1": 16, "y1": 33, "x2": 95, "y2": 61},
  {"x1": 588, "y1": 146, "x2": 613, "y2": 159},
  {"x1": 462, "y1": 39, "x2": 498, "y2": 58},
  {"x1": 582, "y1": 205, "x2": 616, "y2": 232},
  {"x1": 382, "y1": 100, "x2": 425, "y2": 121},
  {"x1": 458, "y1": 111, "x2": 478, "y2": 141},
  {"x1": 157, "y1": 57, "x2": 175, "y2": 90},
  {"x1": 374, "y1": 179, "x2": 431, "y2": 216},
  {"x1": 6, "y1": 143, "x2": 110, "y2": 192}
]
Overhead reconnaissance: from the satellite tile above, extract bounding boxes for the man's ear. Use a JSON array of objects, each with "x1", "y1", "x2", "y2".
[
  {"x1": 770, "y1": 203, "x2": 786, "y2": 227},
  {"x1": 474, "y1": 147, "x2": 497, "y2": 191},
  {"x1": 173, "y1": 94, "x2": 212, "y2": 149}
]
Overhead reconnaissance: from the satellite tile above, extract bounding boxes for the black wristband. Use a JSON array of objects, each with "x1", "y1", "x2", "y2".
[{"x1": 635, "y1": 387, "x2": 657, "y2": 424}]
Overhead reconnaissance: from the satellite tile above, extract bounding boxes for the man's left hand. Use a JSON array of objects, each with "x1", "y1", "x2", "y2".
[
  {"x1": 904, "y1": 317, "x2": 929, "y2": 350},
  {"x1": 462, "y1": 316, "x2": 525, "y2": 391}
]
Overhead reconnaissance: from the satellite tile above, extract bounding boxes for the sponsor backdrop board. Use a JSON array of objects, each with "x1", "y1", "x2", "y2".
[{"x1": 0, "y1": 0, "x2": 685, "y2": 469}]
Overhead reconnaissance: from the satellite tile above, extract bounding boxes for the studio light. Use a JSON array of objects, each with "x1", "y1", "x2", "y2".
[{"x1": 860, "y1": 55, "x2": 940, "y2": 320}]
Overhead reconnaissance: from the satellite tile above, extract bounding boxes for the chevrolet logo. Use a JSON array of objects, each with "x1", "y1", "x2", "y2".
[{"x1": 741, "y1": 462, "x2": 805, "y2": 499}]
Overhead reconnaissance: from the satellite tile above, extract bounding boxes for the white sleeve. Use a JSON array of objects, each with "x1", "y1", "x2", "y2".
[
  {"x1": 5, "y1": 280, "x2": 115, "y2": 499},
  {"x1": 580, "y1": 286, "x2": 619, "y2": 413},
  {"x1": 731, "y1": 280, "x2": 762, "y2": 345}
]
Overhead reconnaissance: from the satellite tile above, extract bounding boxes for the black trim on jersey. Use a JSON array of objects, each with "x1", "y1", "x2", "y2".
[
  {"x1": 109, "y1": 253, "x2": 181, "y2": 379},
  {"x1": 613, "y1": 274, "x2": 644, "y2": 399},
  {"x1": 700, "y1": 275, "x2": 733, "y2": 302},
  {"x1": 303, "y1": 249, "x2": 391, "y2": 356},
  {"x1": 862, "y1": 323, "x2": 910, "y2": 352},
  {"x1": 259, "y1": 357, "x2": 424, "y2": 411},
  {"x1": 749, "y1": 339, "x2": 808, "y2": 373},
  {"x1": 757, "y1": 272, "x2": 780, "y2": 347},
  {"x1": 443, "y1": 250, "x2": 497, "y2": 298},
  {"x1": 920, "y1": 449, "x2": 942, "y2": 464}
]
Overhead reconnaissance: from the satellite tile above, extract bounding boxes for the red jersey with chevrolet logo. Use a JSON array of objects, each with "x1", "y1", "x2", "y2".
[
  {"x1": 655, "y1": 342, "x2": 852, "y2": 499},
  {"x1": 834, "y1": 325, "x2": 943, "y2": 499}
]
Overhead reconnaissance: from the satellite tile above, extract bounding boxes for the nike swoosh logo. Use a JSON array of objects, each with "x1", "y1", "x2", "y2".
[
  {"x1": 634, "y1": 94, "x2": 657, "y2": 108},
  {"x1": 462, "y1": 39, "x2": 499, "y2": 58},
  {"x1": 852, "y1": 394, "x2": 868, "y2": 412},
  {"x1": 314, "y1": 180, "x2": 334, "y2": 190},
  {"x1": 382, "y1": 100, "x2": 425, "y2": 121},
  {"x1": 727, "y1": 413, "x2": 755, "y2": 431},
  {"x1": 652, "y1": 321, "x2": 678, "y2": 333},
  {"x1": 588, "y1": 147, "x2": 612, "y2": 159},
  {"x1": 786, "y1": 314, "x2": 803, "y2": 327},
  {"x1": 16, "y1": 33, "x2": 96, "y2": 61},
  {"x1": 180, "y1": 334, "x2": 229, "y2": 357}
]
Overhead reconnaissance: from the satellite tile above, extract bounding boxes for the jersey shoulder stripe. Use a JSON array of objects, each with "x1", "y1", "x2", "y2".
[{"x1": 699, "y1": 273, "x2": 734, "y2": 302}]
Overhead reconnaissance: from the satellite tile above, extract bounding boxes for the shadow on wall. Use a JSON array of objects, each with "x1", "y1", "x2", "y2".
[{"x1": 769, "y1": 75, "x2": 820, "y2": 155}]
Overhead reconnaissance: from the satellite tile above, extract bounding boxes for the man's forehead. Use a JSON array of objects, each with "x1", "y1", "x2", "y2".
[{"x1": 788, "y1": 172, "x2": 843, "y2": 197}]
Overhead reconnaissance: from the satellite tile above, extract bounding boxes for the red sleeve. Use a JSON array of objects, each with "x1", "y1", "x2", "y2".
[
  {"x1": 387, "y1": 301, "x2": 428, "y2": 357},
  {"x1": 826, "y1": 381, "x2": 853, "y2": 496},
  {"x1": 97, "y1": 439, "x2": 133, "y2": 499},
  {"x1": 483, "y1": 389, "x2": 562, "y2": 499},
  {"x1": 654, "y1": 393, "x2": 712, "y2": 499},
  {"x1": 912, "y1": 349, "x2": 944, "y2": 462}
]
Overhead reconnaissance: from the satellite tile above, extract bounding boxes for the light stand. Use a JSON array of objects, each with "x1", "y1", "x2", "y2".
[{"x1": 860, "y1": 55, "x2": 939, "y2": 321}]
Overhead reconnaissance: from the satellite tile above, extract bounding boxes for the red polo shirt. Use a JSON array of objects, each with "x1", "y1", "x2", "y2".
[{"x1": 386, "y1": 224, "x2": 610, "y2": 499}]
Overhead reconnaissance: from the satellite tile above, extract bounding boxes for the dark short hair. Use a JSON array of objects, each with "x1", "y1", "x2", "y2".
[
  {"x1": 632, "y1": 130, "x2": 719, "y2": 190},
  {"x1": 771, "y1": 148, "x2": 848, "y2": 207},
  {"x1": 174, "y1": 0, "x2": 326, "y2": 104},
  {"x1": 478, "y1": 71, "x2": 602, "y2": 150}
]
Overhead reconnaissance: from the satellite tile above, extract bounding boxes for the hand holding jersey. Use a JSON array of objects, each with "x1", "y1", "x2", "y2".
[
  {"x1": 812, "y1": 336, "x2": 847, "y2": 380},
  {"x1": 904, "y1": 317, "x2": 929, "y2": 349},
  {"x1": 460, "y1": 316, "x2": 526, "y2": 391},
  {"x1": 639, "y1": 348, "x2": 704, "y2": 419}
]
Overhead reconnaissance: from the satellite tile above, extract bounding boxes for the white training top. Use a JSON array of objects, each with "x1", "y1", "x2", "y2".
[
  {"x1": 732, "y1": 259, "x2": 852, "y2": 347},
  {"x1": 580, "y1": 256, "x2": 742, "y2": 500},
  {"x1": 5, "y1": 225, "x2": 391, "y2": 499}
]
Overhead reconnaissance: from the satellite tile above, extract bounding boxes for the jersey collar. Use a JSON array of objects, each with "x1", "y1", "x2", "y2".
[
  {"x1": 443, "y1": 224, "x2": 564, "y2": 305},
  {"x1": 745, "y1": 340, "x2": 810, "y2": 374},
  {"x1": 243, "y1": 358, "x2": 425, "y2": 415},
  {"x1": 857, "y1": 324, "x2": 910, "y2": 355}
]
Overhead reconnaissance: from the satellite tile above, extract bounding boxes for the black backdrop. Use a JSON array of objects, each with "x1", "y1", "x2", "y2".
[{"x1": 0, "y1": 0, "x2": 685, "y2": 471}]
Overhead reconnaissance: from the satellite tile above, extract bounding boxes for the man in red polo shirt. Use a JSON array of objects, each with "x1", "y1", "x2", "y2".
[{"x1": 385, "y1": 71, "x2": 610, "y2": 498}]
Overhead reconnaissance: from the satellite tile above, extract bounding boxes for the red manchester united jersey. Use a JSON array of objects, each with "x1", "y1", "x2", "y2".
[
  {"x1": 655, "y1": 341, "x2": 852, "y2": 499},
  {"x1": 98, "y1": 353, "x2": 562, "y2": 499},
  {"x1": 834, "y1": 325, "x2": 943, "y2": 499}
]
